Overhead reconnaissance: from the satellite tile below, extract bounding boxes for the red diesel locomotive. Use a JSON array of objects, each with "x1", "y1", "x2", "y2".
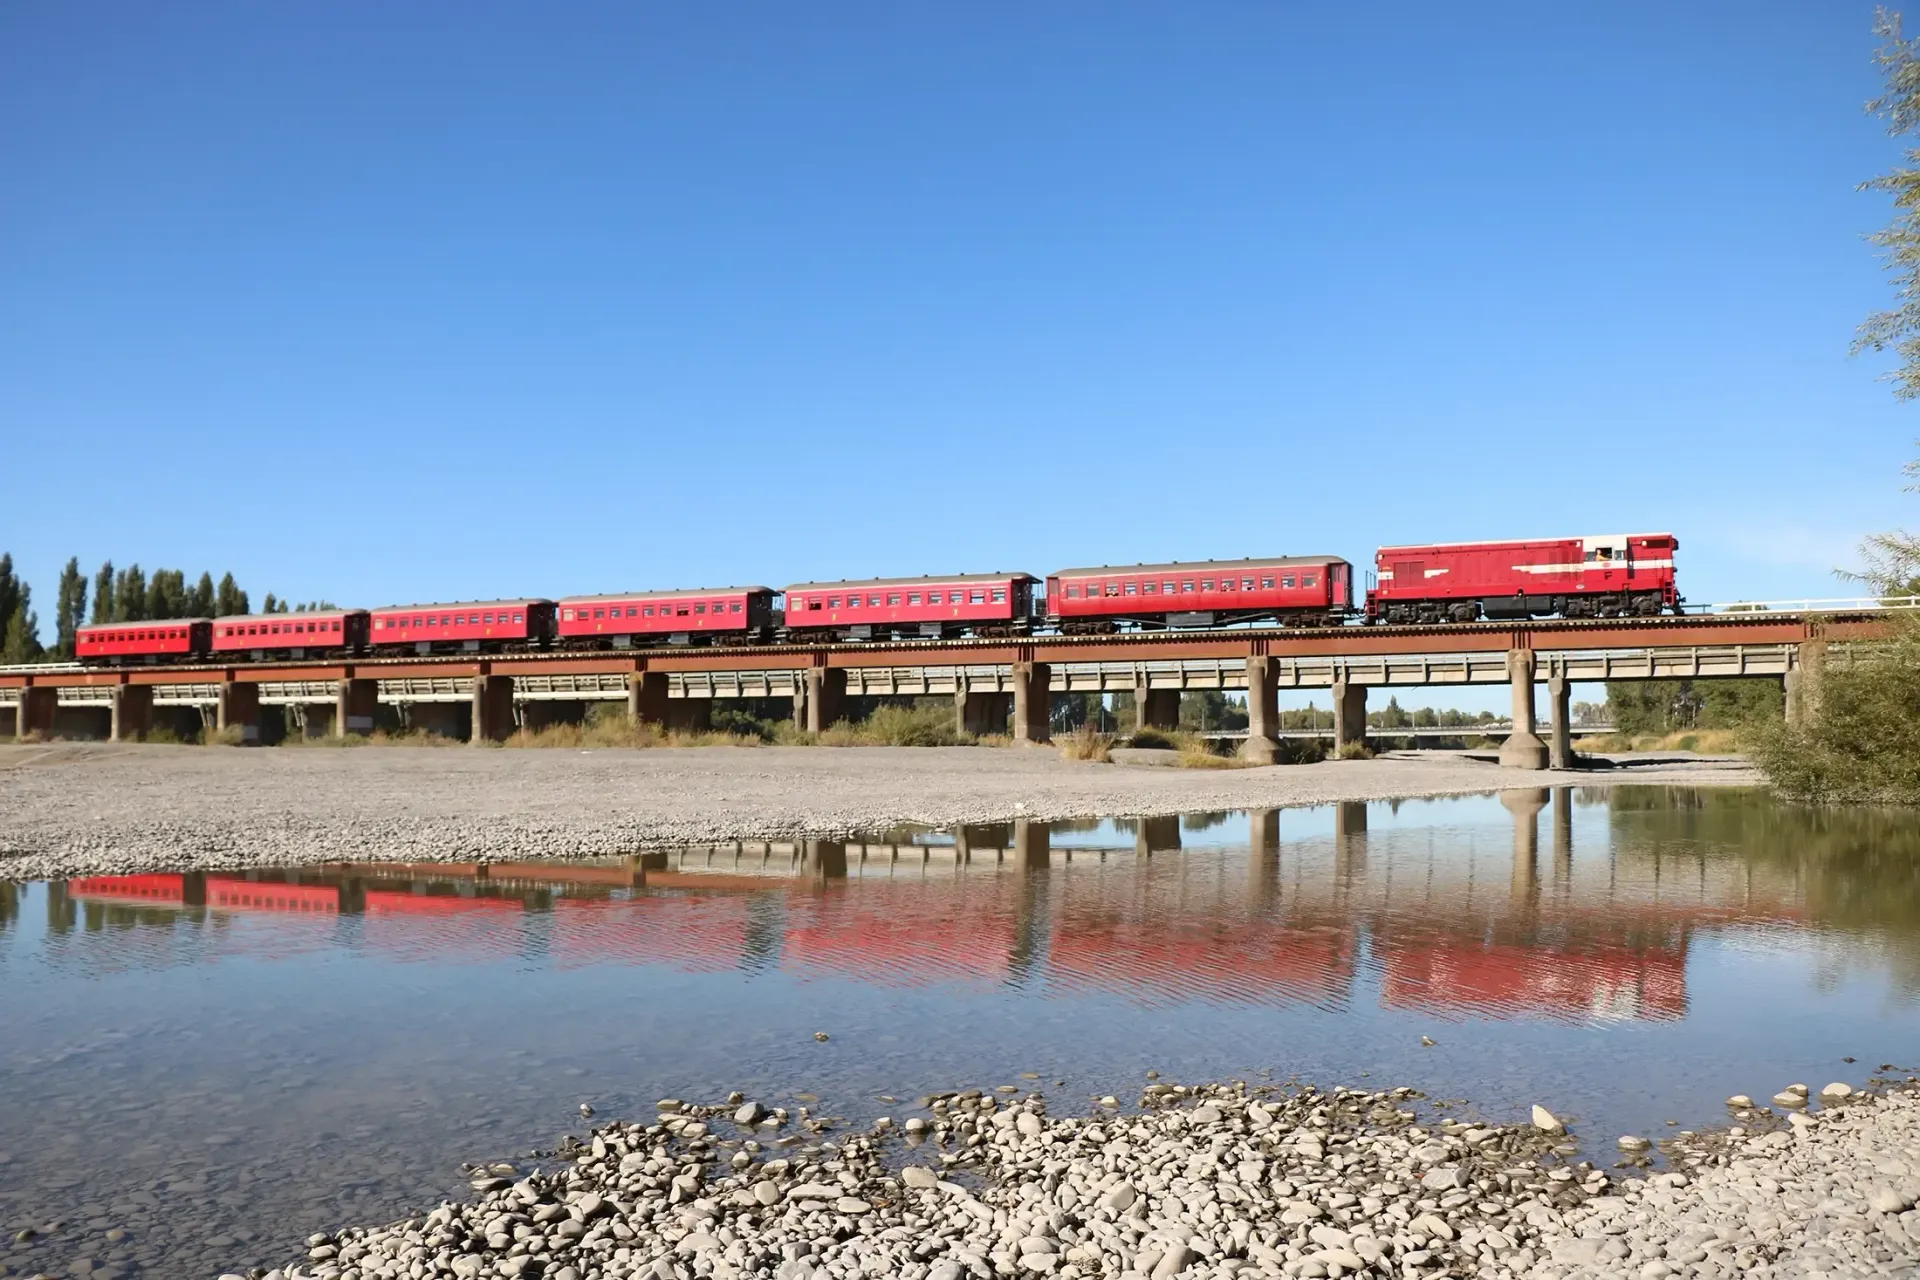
[{"x1": 1366, "y1": 533, "x2": 1680, "y2": 624}]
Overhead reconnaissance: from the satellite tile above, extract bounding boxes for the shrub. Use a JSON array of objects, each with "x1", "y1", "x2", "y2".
[
  {"x1": 1335, "y1": 741, "x2": 1376, "y2": 761},
  {"x1": 1059, "y1": 725, "x2": 1113, "y2": 762},
  {"x1": 1750, "y1": 624, "x2": 1920, "y2": 803},
  {"x1": 1127, "y1": 728, "x2": 1178, "y2": 750}
]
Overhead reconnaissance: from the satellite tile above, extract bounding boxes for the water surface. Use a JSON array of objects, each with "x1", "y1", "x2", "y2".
[{"x1": 4, "y1": 786, "x2": 1920, "y2": 1279}]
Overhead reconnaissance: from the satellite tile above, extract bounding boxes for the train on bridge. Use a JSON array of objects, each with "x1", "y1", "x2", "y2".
[{"x1": 73, "y1": 531, "x2": 1681, "y2": 665}]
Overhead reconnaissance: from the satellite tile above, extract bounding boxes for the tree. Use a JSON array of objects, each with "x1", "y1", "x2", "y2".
[
  {"x1": 189, "y1": 572, "x2": 214, "y2": 619},
  {"x1": 1, "y1": 585, "x2": 41, "y2": 663},
  {"x1": 54, "y1": 558, "x2": 86, "y2": 658},
  {"x1": 1859, "y1": 9, "x2": 1920, "y2": 399},
  {"x1": 91, "y1": 561, "x2": 115, "y2": 624},
  {"x1": 0, "y1": 554, "x2": 19, "y2": 648},
  {"x1": 113, "y1": 565, "x2": 147, "y2": 621},
  {"x1": 215, "y1": 572, "x2": 247, "y2": 617},
  {"x1": 263, "y1": 592, "x2": 281, "y2": 614}
]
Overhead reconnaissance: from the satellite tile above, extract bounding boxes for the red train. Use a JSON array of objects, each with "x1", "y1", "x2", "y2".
[
  {"x1": 69, "y1": 531, "x2": 1681, "y2": 665},
  {"x1": 1366, "y1": 533, "x2": 1680, "y2": 624}
]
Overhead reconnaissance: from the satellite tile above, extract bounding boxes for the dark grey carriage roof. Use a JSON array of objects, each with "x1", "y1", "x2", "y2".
[
  {"x1": 370, "y1": 599, "x2": 552, "y2": 612},
  {"x1": 1049, "y1": 555, "x2": 1347, "y2": 577},
  {"x1": 785, "y1": 572, "x2": 1037, "y2": 592},
  {"x1": 81, "y1": 618, "x2": 212, "y2": 630},
  {"x1": 559, "y1": 587, "x2": 773, "y2": 603}
]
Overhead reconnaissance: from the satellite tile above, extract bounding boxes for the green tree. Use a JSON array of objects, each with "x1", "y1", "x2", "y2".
[
  {"x1": 91, "y1": 561, "x2": 115, "y2": 624},
  {"x1": 113, "y1": 565, "x2": 147, "y2": 621},
  {"x1": 0, "y1": 554, "x2": 19, "y2": 648},
  {"x1": 54, "y1": 558, "x2": 86, "y2": 658},
  {"x1": 1858, "y1": 8, "x2": 1920, "y2": 400},
  {"x1": 215, "y1": 572, "x2": 248, "y2": 617},
  {"x1": 189, "y1": 572, "x2": 214, "y2": 618},
  {"x1": 1, "y1": 586, "x2": 41, "y2": 663}
]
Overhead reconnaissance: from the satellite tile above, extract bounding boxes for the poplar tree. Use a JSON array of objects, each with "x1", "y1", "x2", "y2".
[
  {"x1": 91, "y1": 561, "x2": 115, "y2": 624},
  {"x1": 54, "y1": 558, "x2": 86, "y2": 657}
]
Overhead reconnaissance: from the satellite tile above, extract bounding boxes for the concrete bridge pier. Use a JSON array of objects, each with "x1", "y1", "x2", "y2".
[
  {"x1": 1012, "y1": 662, "x2": 1051, "y2": 745},
  {"x1": 1332, "y1": 676, "x2": 1367, "y2": 755},
  {"x1": 630, "y1": 671, "x2": 669, "y2": 727},
  {"x1": 802, "y1": 839, "x2": 847, "y2": 886},
  {"x1": 336, "y1": 678, "x2": 378, "y2": 737},
  {"x1": 1547, "y1": 671, "x2": 1573, "y2": 770},
  {"x1": 216, "y1": 680, "x2": 260, "y2": 744},
  {"x1": 954, "y1": 686, "x2": 1011, "y2": 737},
  {"x1": 470, "y1": 674, "x2": 515, "y2": 744},
  {"x1": 1498, "y1": 649, "x2": 1549, "y2": 770},
  {"x1": 1784, "y1": 640, "x2": 1823, "y2": 727},
  {"x1": 802, "y1": 667, "x2": 846, "y2": 734},
  {"x1": 110, "y1": 685, "x2": 153, "y2": 742},
  {"x1": 14, "y1": 687, "x2": 55, "y2": 741},
  {"x1": 1239, "y1": 657, "x2": 1278, "y2": 763},
  {"x1": 1134, "y1": 683, "x2": 1180, "y2": 733}
]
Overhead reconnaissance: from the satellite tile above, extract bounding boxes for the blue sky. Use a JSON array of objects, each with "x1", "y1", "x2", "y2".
[{"x1": 1, "y1": 1, "x2": 1913, "y2": 654}]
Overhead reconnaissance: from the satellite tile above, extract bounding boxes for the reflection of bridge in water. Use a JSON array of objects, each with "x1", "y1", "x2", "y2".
[{"x1": 44, "y1": 792, "x2": 1809, "y2": 1022}]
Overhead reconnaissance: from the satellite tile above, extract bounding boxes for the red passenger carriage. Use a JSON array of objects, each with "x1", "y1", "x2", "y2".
[
  {"x1": 366, "y1": 599, "x2": 556, "y2": 654},
  {"x1": 557, "y1": 587, "x2": 777, "y2": 648},
  {"x1": 1046, "y1": 556, "x2": 1352, "y2": 633},
  {"x1": 210, "y1": 610, "x2": 369, "y2": 660},
  {"x1": 1365, "y1": 533, "x2": 1680, "y2": 624},
  {"x1": 783, "y1": 573, "x2": 1038, "y2": 641},
  {"x1": 76, "y1": 619, "x2": 212, "y2": 665}
]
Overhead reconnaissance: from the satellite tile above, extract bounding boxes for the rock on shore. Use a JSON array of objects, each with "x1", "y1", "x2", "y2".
[{"x1": 243, "y1": 1080, "x2": 1920, "y2": 1280}]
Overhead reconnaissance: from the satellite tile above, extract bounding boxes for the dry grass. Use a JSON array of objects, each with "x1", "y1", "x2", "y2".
[
  {"x1": 1572, "y1": 728, "x2": 1746, "y2": 754},
  {"x1": 1059, "y1": 725, "x2": 1115, "y2": 762},
  {"x1": 1334, "y1": 741, "x2": 1377, "y2": 761},
  {"x1": 504, "y1": 720, "x2": 761, "y2": 750}
]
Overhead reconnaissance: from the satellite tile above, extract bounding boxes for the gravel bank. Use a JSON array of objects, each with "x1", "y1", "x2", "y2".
[
  {"x1": 243, "y1": 1076, "x2": 1920, "y2": 1280},
  {"x1": 0, "y1": 744, "x2": 1755, "y2": 881}
]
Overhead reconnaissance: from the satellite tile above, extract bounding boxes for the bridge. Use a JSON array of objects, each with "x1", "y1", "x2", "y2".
[{"x1": 0, "y1": 607, "x2": 1876, "y2": 769}]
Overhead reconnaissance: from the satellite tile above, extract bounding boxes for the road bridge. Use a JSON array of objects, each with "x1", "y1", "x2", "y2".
[{"x1": 0, "y1": 610, "x2": 1875, "y2": 768}]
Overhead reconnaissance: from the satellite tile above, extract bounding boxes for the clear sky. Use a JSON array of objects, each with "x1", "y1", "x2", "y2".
[{"x1": 2, "y1": 2, "x2": 1913, "y2": 667}]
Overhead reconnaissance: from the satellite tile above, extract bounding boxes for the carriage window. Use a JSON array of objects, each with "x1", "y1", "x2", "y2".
[
  {"x1": 694, "y1": 605, "x2": 706, "y2": 614},
  {"x1": 730, "y1": 602, "x2": 742, "y2": 613},
  {"x1": 1201, "y1": 580, "x2": 1214, "y2": 591},
  {"x1": 1304, "y1": 575, "x2": 1318, "y2": 587},
  {"x1": 562, "y1": 610, "x2": 574, "y2": 621},
  {"x1": 1181, "y1": 581, "x2": 1195, "y2": 593},
  {"x1": 887, "y1": 593, "x2": 901, "y2": 606},
  {"x1": 1281, "y1": 576, "x2": 1295, "y2": 588},
  {"x1": 869, "y1": 595, "x2": 882, "y2": 607},
  {"x1": 512, "y1": 613, "x2": 523, "y2": 624},
  {"x1": 908, "y1": 592, "x2": 922, "y2": 604},
  {"x1": 828, "y1": 597, "x2": 841, "y2": 609},
  {"x1": 970, "y1": 590, "x2": 985, "y2": 604},
  {"x1": 592, "y1": 608, "x2": 603, "y2": 619},
  {"x1": 483, "y1": 613, "x2": 494, "y2": 624},
  {"x1": 991, "y1": 588, "x2": 1006, "y2": 602},
  {"x1": 1124, "y1": 583, "x2": 1138, "y2": 595},
  {"x1": 1162, "y1": 581, "x2": 1176, "y2": 594},
  {"x1": 1221, "y1": 580, "x2": 1235, "y2": 592},
  {"x1": 1243, "y1": 578, "x2": 1255, "y2": 590},
  {"x1": 1143, "y1": 582, "x2": 1158, "y2": 594},
  {"x1": 642, "y1": 606, "x2": 654, "y2": 617},
  {"x1": 1261, "y1": 577, "x2": 1274, "y2": 589}
]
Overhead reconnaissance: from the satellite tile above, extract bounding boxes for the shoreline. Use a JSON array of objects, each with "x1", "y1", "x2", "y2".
[
  {"x1": 0, "y1": 743, "x2": 1757, "y2": 882},
  {"x1": 244, "y1": 1073, "x2": 1920, "y2": 1280}
]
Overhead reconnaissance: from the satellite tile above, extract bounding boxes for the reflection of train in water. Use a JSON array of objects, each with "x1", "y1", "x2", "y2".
[{"x1": 54, "y1": 801, "x2": 1762, "y2": 1027}]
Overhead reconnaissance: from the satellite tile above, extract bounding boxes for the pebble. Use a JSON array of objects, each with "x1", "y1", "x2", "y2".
[
  {"x1": 247, "y1": 1078, "x2": 1920, "y2": 1280},
  {"x1": 1532, "y1": 1103, "x2": 1565, "y2": 1132}
]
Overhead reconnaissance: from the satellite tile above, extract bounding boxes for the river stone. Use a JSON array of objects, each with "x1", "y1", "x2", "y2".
[
  {"x1": 1618, "y1": 1136, "x2": 1652, "y2": 1151},
  {"x1": 1531, "y1": 1105, "x2": 1564, "y2": 1133},
  {"x1": 1820, "y1": 1082, "x2": 1854, "y2": 1100},
  {"x1": 735, "y1": 1101, "x2": 766, "y2": 1125},
  {"x1": 901, "y1": 1166, "x2": 939, "y2": 1189}
]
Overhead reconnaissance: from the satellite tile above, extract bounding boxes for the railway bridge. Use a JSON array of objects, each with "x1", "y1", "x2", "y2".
[{"x1": 0, "y1": 610, "x2": 1877, "y2": 769}]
